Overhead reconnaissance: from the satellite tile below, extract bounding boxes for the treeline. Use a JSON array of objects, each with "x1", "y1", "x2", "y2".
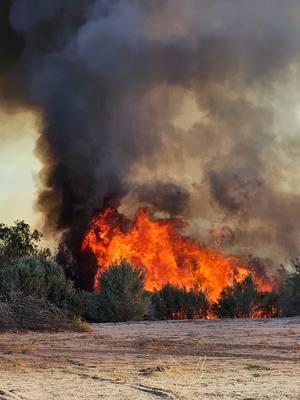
[{"x1": 0, "y1": 221, "x2": 299, "y2": 329}]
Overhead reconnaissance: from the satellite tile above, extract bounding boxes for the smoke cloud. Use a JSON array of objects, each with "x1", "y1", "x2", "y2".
[{"x1": 2, "y1": 0, "x2": 300, "y2": 282}]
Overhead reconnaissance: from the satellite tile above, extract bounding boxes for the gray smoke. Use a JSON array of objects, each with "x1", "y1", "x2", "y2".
[{"x1": 2, "y1": 0, "x2": 300, "y2": 278}]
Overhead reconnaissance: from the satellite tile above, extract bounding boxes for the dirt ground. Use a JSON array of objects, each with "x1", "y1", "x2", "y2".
[{"x1": 0, "y1": 318, "x2": 299, "y2": 400}]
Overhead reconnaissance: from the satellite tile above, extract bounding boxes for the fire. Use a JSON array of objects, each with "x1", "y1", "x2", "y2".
[{"x1": 82, "y1": 207, "x2": 271, "y2": 302}]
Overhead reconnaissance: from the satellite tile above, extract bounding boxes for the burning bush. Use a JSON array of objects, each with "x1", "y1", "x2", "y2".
[
  {"x1": 85, "y1": 260, "x2": 150, "y2": 322},
  {"x1": 82, "y1": 207, "x2": 272, "y2": 301},
  {"x1": 212, "y1": 275, "x2": 258, "y2": 318},
  {"x1": 212, "y1": 275, "x2": 278, "y2": 318},
  {"x1": 152, "y1": 284, "x2": 210, "y2": 320}
]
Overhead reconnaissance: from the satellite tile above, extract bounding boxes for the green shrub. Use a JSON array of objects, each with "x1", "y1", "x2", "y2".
[
  {"x1": 0, "y1": 256, "x2": 82, "y2": 316},
  {"x1": 212, "y1": 275, "x2": 258, "y2": 318},
  {"x1": 152, "y1": 284, "x2": 177, "y2": 319},
  {"x1": 152, "y1": 284, "x2": 210, "y2": 319},
  {"x1": 82, "y1": 290, "x2": 102, "y2": 322},
  {"x1": 95, "y1": 260, "x2": 150, "y2": 322},
  {"x1": 278, "y1": 260, "x2": 300, "y2": 317}
]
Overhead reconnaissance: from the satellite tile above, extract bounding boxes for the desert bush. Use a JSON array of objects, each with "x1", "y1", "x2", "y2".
[
  {"x1": 152, "y1": 284, "x2": 210, "y2": 319},
  {"x1": 278, "y1": 260, "x2": 300, "y2": 316},
  {"x1": 0, "y1": 301, "x2": 12, "y2": 331},
  {"x1": 152, "y1": 284, "x2": 177, "y2": 319},
  {"x1": 0, "y1": 293, "x2": 89, "y2": 333},
  {"x1": 0, "y1": 256, "x2": 82, "y2": 316},
  {"x1": 93, "y1": 260, "x2": 150, "y2": 322},
  {"x1": 0, "y1": 295, "x2": 71, "y2": 332},
  {"x1": 256, "y1": 291, "x2": 279, "y2": 318},
  {"x1": 212, "y1": 275, "x2": 258, "y2": 318},
  {"x1": 82, "y1": 290, "x2": 102, "y2": 322}
]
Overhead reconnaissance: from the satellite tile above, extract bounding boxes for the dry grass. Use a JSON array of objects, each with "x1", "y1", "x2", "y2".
[
  {"x1": 159, "y1": 356, "x2": 206, "y2": 399},
  {"x1": 0, "y1": 296, "x2": 72, "y2": 332},
  {"x1": 0, "y1": 342, "x2": 35, "y2": 355},
  {"x1": 70, "y1": 319, "x2": 92, "y2": 333}
]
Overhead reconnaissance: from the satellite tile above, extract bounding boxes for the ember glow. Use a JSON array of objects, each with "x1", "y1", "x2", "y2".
[{"x1": 82, "y1": 207, "x2": 271, "y2": 302}]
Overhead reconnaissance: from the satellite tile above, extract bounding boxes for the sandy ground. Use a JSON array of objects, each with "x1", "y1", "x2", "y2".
[{"x1": 0, "y1": 318, "x2": 299, "y2": 400}]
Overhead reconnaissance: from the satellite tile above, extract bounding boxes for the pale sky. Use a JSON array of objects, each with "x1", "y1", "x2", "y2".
[{"x1": 0, "y1": 108, "x2": 41, "y2": 228}]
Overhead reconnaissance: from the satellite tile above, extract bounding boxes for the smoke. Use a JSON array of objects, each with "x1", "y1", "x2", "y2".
[{"x1": 2, "y1": 0, "x2": 300, "y2": 281}]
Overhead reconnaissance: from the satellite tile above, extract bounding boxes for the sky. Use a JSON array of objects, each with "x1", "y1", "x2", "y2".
[{"x1": 0, "y1": 108, "x2": 41, "y2": 227}]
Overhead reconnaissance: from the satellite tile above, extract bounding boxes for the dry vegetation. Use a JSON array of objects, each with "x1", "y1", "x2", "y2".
[
  {"x1": 0, "y1": 223, "x2": 299, "y2": 399},
  {"x1": 0, "y1": 318, "x2": 299, "y2": 400},
  {"x1": 0, "y1": 296, "x2": 72, "y2": 332}
]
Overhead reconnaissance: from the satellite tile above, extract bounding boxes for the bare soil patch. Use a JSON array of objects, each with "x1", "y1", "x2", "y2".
[{"x1": 0, "y1": 318, "x2": 299, "y2": 399}]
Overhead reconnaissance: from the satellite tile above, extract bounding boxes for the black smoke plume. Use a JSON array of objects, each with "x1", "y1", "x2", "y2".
[{"x1": 2, "y1": 0, "x2": 300, "y2": 287}]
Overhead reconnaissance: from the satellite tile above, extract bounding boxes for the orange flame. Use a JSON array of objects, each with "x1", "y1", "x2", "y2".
[{"x1": 82, "y1": 207, "x2": 271, "y2": 302}]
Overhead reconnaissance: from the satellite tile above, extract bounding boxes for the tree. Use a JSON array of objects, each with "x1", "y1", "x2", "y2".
[
  {"x1": 96, "y1": 260, "x2": 150, "y2": 322},
  {"x1": 0, "y1": 256, "x2": 82, "y2": 316},
  {"x1": 0, "y1": 221, "x2": 50, "y2": 267},
  {"x1": 213, "y1": 275, "x2": 258, "y2": 318},
  {"x1": 278, "y1": 260, "x2": 300, "y2": 317}
]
